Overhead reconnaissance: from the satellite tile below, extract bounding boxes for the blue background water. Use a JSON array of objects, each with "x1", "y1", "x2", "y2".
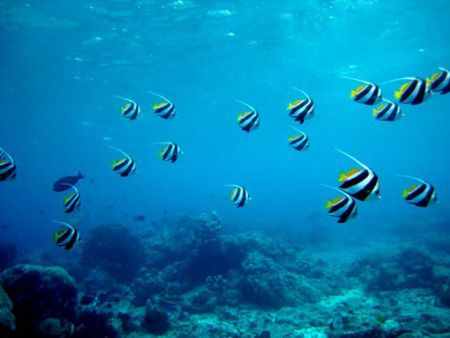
[{"x1": 0, "y1": 0, "x2": 449, "y2": 251}]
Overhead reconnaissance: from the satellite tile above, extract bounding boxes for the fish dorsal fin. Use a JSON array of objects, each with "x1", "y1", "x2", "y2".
[
  {"x1": 287, "y1": 99, "x2": 303, "y2": 109},
  {"x1": 326, "y1": 196, "x2": 343, "y2": 208},
  {"x1": 153, "y1": 102, "x2": 168, "y2": 110}
]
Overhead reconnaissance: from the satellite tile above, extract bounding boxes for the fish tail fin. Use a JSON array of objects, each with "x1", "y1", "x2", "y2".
[{"x1": 78, "y1": 171, "x2": 84, "y2": 179}]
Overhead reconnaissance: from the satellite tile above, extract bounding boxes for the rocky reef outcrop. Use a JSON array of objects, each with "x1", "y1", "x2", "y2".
[{"x1": 0, "y1": 264, "x2": 77, "y2": 337}]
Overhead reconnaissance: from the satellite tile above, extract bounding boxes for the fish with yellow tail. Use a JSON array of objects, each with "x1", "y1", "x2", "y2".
[
  {"x1": 287, "y1": 87, "x2": 315, "y2": 124},
  {"x1": 398, "y1": 175, "x2": 437, "y2": 207},
  {"x1": 427, "y1": 67, "x2": 450, "y2": 95},
  {"x1": 322, "y1": 184, "x2": 357, "y2": 223},
  {"x1": 109, "y1": 146, "x2": 136, "y2": 177},
  {"x1": 115, "y1": 96, "x2": 141, "y2": 120},
  {"x1": 336, "y1": 148, "x2": 380, "y2": 201},
  {"x1": 236, "y1": 100, "x2": 260, "y2": 132},
  {"x1": 384, "y1": 77, "x2": 431, "y2": 104},
  {"x1": 52, "y1": 220, "x2": 80, "y2": 250},
  {"x1": 148, "y1": 91, "x2": 176, "y2": 119},
  {"x1": 372, "y1": 99, "x2": 403, "y2": 122},
  {"x1": 225, "y1": 184, "x2": 250, "y2": 208},
  {"x1": 288, "y1": 126, "x2": 309, "y2": 151},
  {"x1": 0, "y1": 148, "x2": 16, "y2": 181},
  {"x1": 62, "y1": 184, "x2": 81, "y2": 214},
  {"x1": 343, "y1": 77, "x2": 382, "y2": 105}
]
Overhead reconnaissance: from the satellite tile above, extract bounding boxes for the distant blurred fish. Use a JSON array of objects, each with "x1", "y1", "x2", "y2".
[
  {"x1": 343, "y1": 77, "x2": 382, "y2": 105},
  {"x1": 149, "y1": 91, "x2": 176, "y2": 119},
  {"x1": 384, "y1": 77, "x2": 430, "y2": 104},
  {"x1": 0, "y1": 148, "x2": 16, "y2": 181},
  {"x1": 372, "y1": 99, "x2": 403, "y2": 122},
  {"x1": 52, "y1": 220, "x2": 80, "y2": 250},
  {"x1": 133, "y1": 215, "x2": 146, "y2": 222},
  {"x1": 287, "y1": 87, "x2": 315, "y2": 124},
  {"x1": 399, "y1": 175, "x2": 437, "y2": 207},
  {"x1": 53, "y1": 172, "x2": 84, "y2": 192},
  {"x1": 428, "y1": 67, "x2": 450, "y2": 94},
  {"x1": 225, "y1": 184, "x2": 250, "y2": 208},
  {"x1": 109, "y1": 146, "x2": 136, "y2": 177},
  {"x1": 236, "y1": 100, "x2": 260, "y2": 132},
  {"x1": 322, "y1": 184, "x2": 357, "y2": 223},
  {"x1": 154, "y1": 142, "x2": 182, "y2": 163},
  {"x1": 115, "y1": 95, "x2": 140, "y2": 120},
  {"x1": 336, "y1": 148, "x2": 380, "y2": 201},
  {"x1": 62, "y1": 183, "x2": 81, "y2": 214},
  {"x1": 288, "y1": 126, "x2": 309, "y2": 151}
]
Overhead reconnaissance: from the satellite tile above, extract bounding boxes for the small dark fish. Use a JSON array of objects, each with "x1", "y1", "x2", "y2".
[
  {"x1": 134, "y1": 215, "x2": 146, "y2": 222},
  {"x1": 53, "y1": 172, "x2": 84, "y2": 192}
]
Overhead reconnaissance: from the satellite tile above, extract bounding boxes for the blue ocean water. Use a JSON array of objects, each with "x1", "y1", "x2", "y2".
[{"x1": 0, "y1": 0, "x2": 449, "y2": 261}]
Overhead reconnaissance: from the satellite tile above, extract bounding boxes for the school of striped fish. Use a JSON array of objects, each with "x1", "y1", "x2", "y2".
[{"x1": 1, "y1": 67, "x2": 448, "y2": 250}]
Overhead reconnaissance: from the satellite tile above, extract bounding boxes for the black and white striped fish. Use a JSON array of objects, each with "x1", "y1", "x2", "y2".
[
  {"x1": 115, "y1": 96, "x2": 140, "y2": 120},
  {"x1": 0, "y1": 148, "x2": 16, "y2": 181},
  {"x1": 52, "y1": 220, "x2": 80, "y2": 250},
  {"x1": 288, "y1": 126, "x2": 309, "y2": 151},
  {"x1": 385, "y1": 77, "x2": 431, "y2": 104},
  {"x1": 61, "y1": 184, "x2": 81, "y2": 214},
  {"x1": 336, "y1": 148, "x2": 380, "y2": 201},
  {"x1": 236, "y1": 100, "x2": 260, "y2": 132},
  {"x1": 399, "y1": 175, "x2": 437, "y2": 207},
  {"x1": 344, "y1": 77, "x2": 382, "y2": 105},
  {"x1": 428, "y1": 67, "x2": 450, "y2": 95},
  {"x1": 226, "y1": 184, "x2": 250, "y2": 208},
  {"x1": 157, "y1": 142, "x2": 182, "y2": 163},
  {"x1": 287, "y1": 87, "x2": 315, "y2": 124},
  {"x1": 149, "y1": 91, "x2": 176, "y2": 119},
  {"x1": 109, "y1": 146, "x2": 136, "y2": 177},
  {"x1": 372, "y1": 99, "x2": 403, "y2": 122},
  {"x1": 322, "y1": 185, "x2": 357, "y2": 223}
]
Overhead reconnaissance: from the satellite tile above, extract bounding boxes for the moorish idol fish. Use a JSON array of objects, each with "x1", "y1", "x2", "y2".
[
  {"x1": 336, "y1": 148, "x2": 380, "y2": 201},
  {"x1": 148, "y1": 91, "x2": 176, "y2": 119},
  {"x1": 152, "y1": 142, "x2": 183, "y2": 163},
  {"x1": 322, "y1": 184, "x2": 357, "y2": 223},
  {"x1": 428, "y1": 67, "x2": 450, "y2": 95},
  {"x1": 372, "y1": 99, "x2": 403, "y2": 122},
  {"x1": 287, "y1": 87, "x2": 315, "y2": 124},
  {"x1": 0, "y1": 148, "x2": 16, "y2": 181},
  {"x1": 343, "y1": 76, "x2": 382, "y2": 105},
  {"x1": 384, "y1": 77, "x2": 431, "y2": 105},
  {"x1": 52, "y1": 220, "x2": 80, "y2": 250},
  {"x1": 109, "y1": 146, "x2": 136, "y2": 177},
  {"x1": 288, "y1": 126, "x2": 309, "y2": 151},
  {"x1": 236, "y1": 100, "x2": 260, "y2": 132},
  {"x1": 61, "y1": 183, "x2": 81, "y2": 214},
  {"x1": 225, "y1": 184, "x2": 250, "y2": 208},
  {"x1": 398, "y1": 175, "x2": 437, "y2": 207},
  {"x1": 115, "y1": 96, "x2": 141, "y2": 120}
]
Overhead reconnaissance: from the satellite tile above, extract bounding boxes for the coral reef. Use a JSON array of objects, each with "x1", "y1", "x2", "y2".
[
  {"x1": 0, "y1": 264, "x2": 77, "y2": 337},
  {"x1": 0, "y1": 285, "x2": 15, "y2": 336},
  {"x1": 81, "y1": 224, "x2": 145, "y2": 282}
]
